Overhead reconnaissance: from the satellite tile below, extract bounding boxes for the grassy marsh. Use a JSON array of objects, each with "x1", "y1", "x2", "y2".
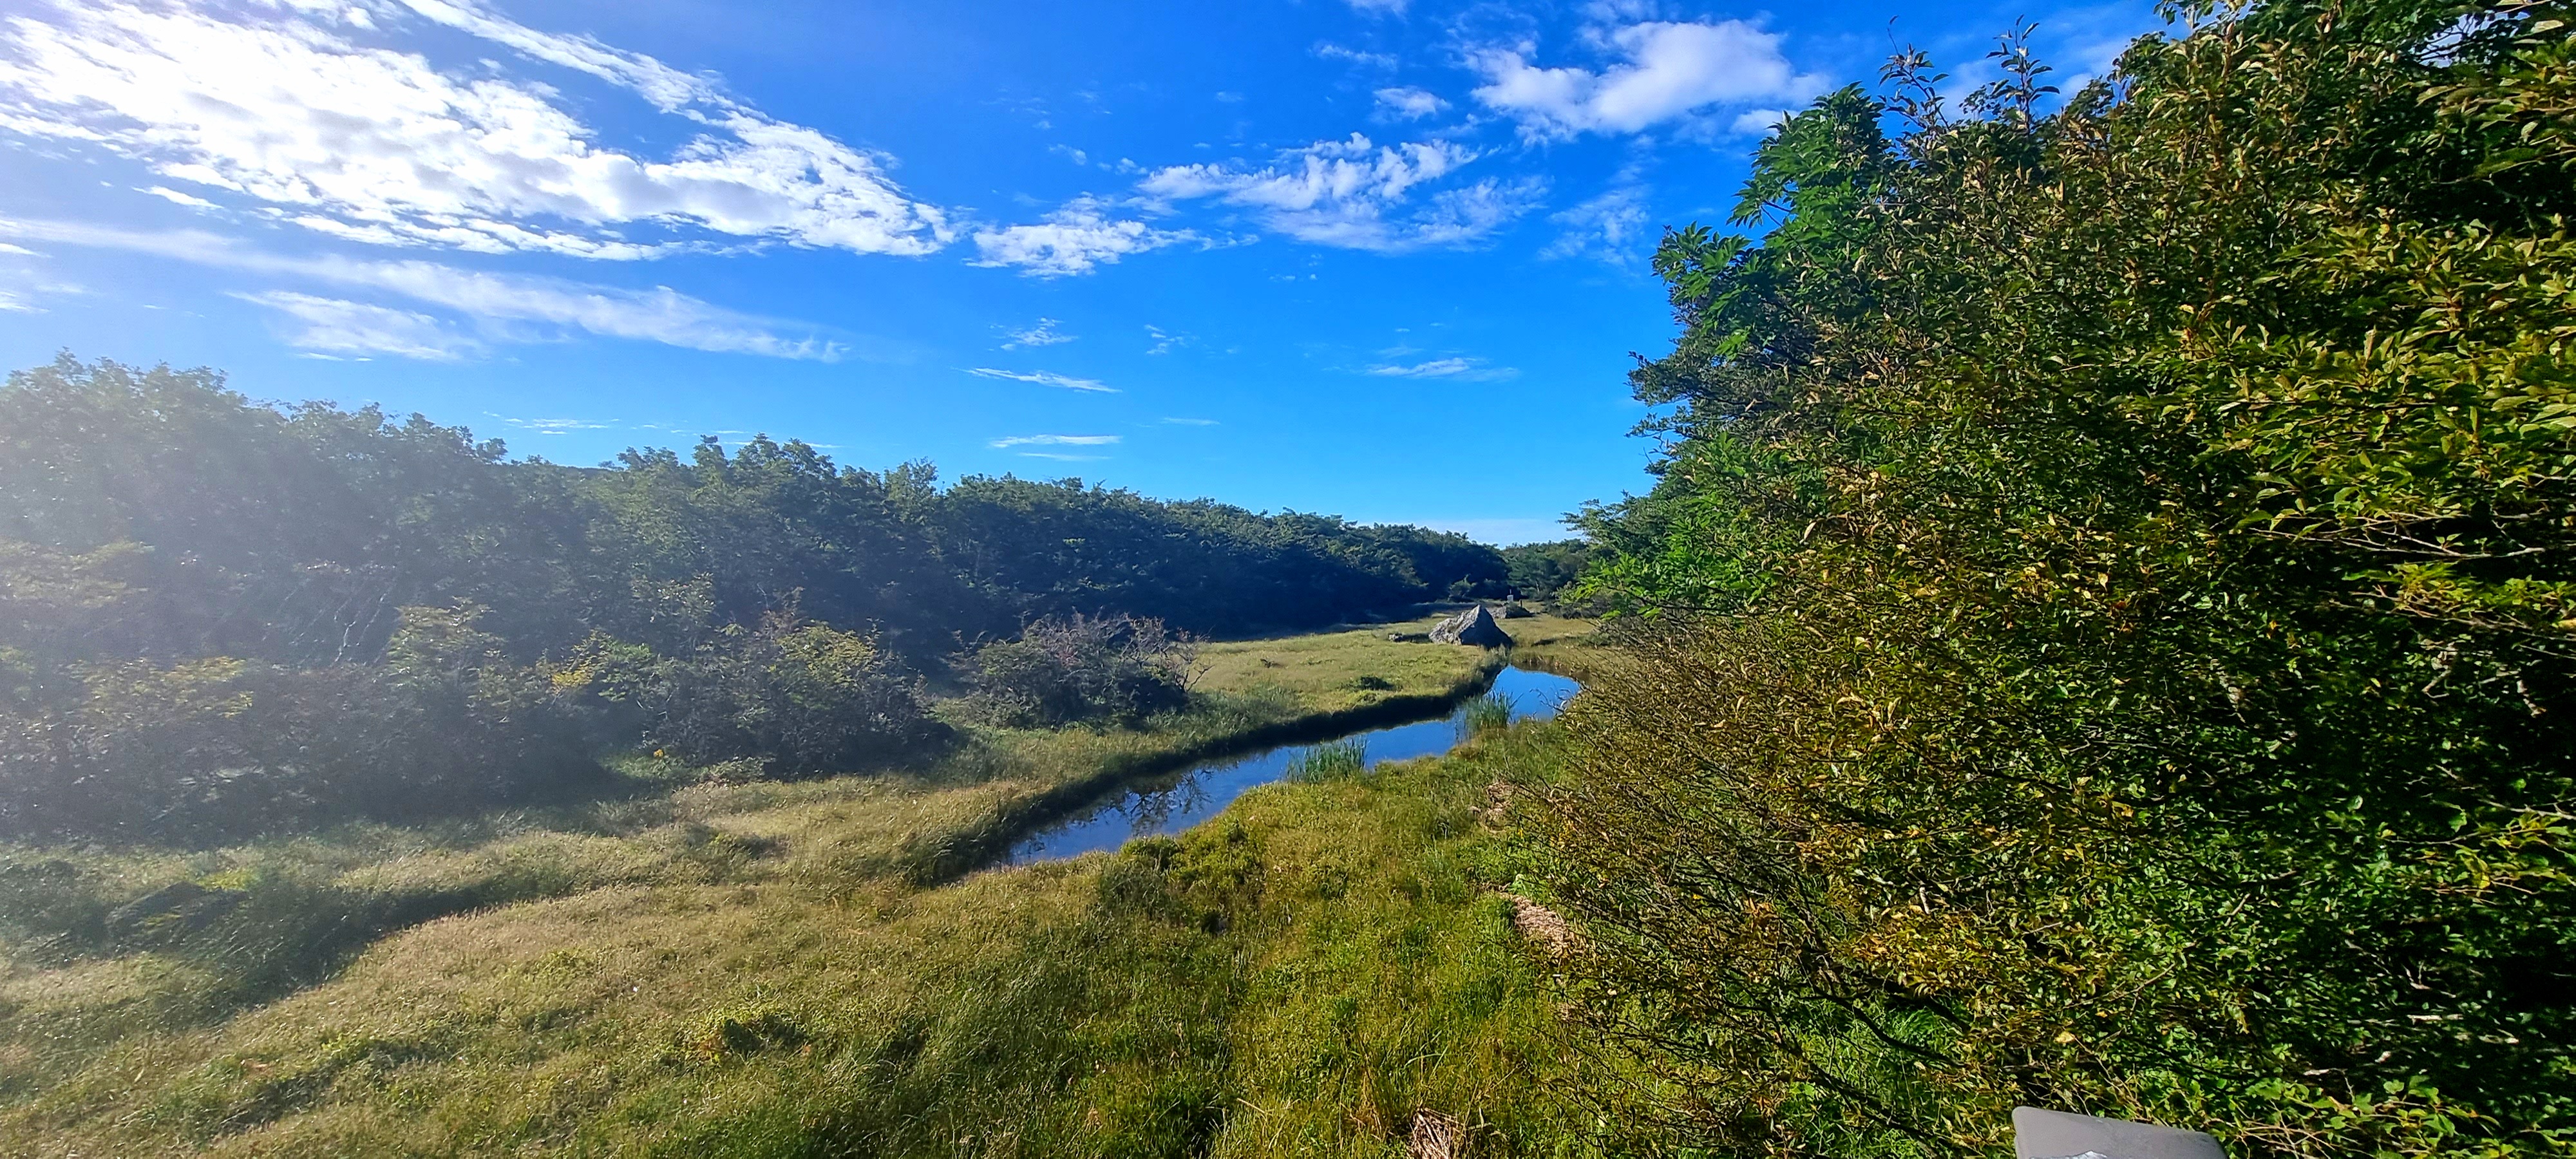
[{"x1": 0, "y1": 614, "x2": 1613, "y2": 1154}]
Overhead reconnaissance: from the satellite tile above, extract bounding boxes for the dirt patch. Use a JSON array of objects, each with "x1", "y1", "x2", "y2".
[{"x1": 1504, "y1": 893, "x2": 1577, "y2": 957}]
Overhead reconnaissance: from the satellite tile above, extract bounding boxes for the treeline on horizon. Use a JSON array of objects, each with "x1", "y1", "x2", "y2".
[
  {"x1": 1541, "y1": 0, "x2": 2574, "y2": 1155},
  {"x1": 0, "y1": 356, "x2": 1513, "y2": 838}
]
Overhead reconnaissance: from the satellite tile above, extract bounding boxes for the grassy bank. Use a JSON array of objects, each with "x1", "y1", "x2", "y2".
[
  {"x1": 2, "y1": 719, "x2": 1627, "y2": 1156},
  {"x1": 0, "y1": 613, "x2": 1605, "y2": 1153}
]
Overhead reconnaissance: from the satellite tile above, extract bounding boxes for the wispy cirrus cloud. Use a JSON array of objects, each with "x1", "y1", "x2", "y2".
[
  {"x1": 1313, "y1": 42, "x2": 1398, "y2": 70},
  {"x1": 990, "y1": 434, "x2": 1121, "y2": 449},
  {"x1": 232, "y1": 290, "x2": 483, "y2": 361},
  {"x1": 991, "y1": 433, "x2": 1119, "y2": 460},
  {"x1": 966, "y1": 366, "x2": 1119, "y2": 393},
  {"x1": 0, "y1": 241, "x2": 82, "y2": 312},
  {"x1": 1365, "y1": 357, "x2": 1519, "y2": 381},
  {"x1": 0, "y1": 217, "x2": 845, "y2": 360},
  {"x1": 1001, "y1": 317, "x2": 1075, "y2": 348},
  {"x1": 488, "y1": 413, "x2": 619, "y2": 435},
  {"x1": 138, "y1": 185, "x2": 219, "y2": 210},
  {"x1": 0, "y1": 0, "x2": 953, "y2": 260},
  {"x1": 1544, "y1": 178, "x2": 1653, "y2": 263},
  {"x1": 1139, "y1": 135, "x2": 1540, "y2": 252}
]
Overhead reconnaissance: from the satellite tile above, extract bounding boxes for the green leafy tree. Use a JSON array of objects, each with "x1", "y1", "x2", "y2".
[{"x1": 1541, "y1": 4, "x2": 2576, "y2": 1156}]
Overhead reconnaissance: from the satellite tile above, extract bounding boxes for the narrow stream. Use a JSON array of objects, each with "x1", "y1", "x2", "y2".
[{"x1": 1008, "y1": 665, "x2": 1581, "y2": 864}]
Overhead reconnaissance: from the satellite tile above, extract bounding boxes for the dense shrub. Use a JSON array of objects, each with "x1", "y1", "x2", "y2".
[
  {"x1": 0, "y1": 606, "x2": 594, "y2": 841},
  {"x1": 556, "y1": 610, "x2": 945, "y2": 778},
  {"x1": 1545, "y1": 4, "x2": 2576, "y2": 1157},
  {"x1": 1499, "y1": 539, "x2": 1592, "y2": 600},
  {"x1": 969, "y1": 614, "x2": 1195, "y2": 728}
]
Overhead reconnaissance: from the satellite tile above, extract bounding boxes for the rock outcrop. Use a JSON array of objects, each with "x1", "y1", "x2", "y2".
[{"x1": 1430, "y1": 605, "x2": 1511, "y2": 648}]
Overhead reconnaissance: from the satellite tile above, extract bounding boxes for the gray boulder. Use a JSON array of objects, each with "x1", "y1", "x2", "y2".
[
  {"x1": 1430, "y1": 605, "x2": 1511, "y2": 648},
  {"x1": 1496, "y1": 602, "x2": 1534, "y2": 619}
]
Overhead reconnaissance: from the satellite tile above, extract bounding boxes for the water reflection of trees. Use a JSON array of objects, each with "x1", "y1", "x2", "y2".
[{"x1": 1121, "y1": 749, "x2": 1265, "y2": 836}]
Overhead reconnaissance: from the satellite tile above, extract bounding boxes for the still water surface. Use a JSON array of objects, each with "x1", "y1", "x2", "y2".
[{"x1": 1007, "y1": 665, "x2": 1580, "y2": 864}]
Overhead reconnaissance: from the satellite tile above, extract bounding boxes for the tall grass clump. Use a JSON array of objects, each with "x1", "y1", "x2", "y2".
[
  {"x1": 1284, "y1": 739, "x2": 1368, "y2": 783},
  {"x1": 1455, "y1": 693, "x2": 1513, "y2": 739}
]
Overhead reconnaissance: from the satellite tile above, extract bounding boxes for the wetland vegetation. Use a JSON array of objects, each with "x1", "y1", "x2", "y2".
[{"x1": 6, "y1": 0, "x2": 2576, "y2": 1154}]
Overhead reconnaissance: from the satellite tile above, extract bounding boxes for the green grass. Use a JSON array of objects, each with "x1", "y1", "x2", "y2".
[
  {"x1": 1283, "y1": 739, "x2": 1368, "y2": 783},
  {"x1": 1191, "y1": 615, "x2": 1510, "y2": 716},
  {"x1": 0, "y1": 623, "x2": 1636, "y2": 1154},
  {"x1": 1457, "y1": 693, "x2": 1515, "y2": 739},
  {"x1": 0, "y1": 721, "x2": 1640, "y2": 1156}
]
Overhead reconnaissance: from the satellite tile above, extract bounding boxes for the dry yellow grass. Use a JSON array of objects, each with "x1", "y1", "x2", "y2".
[{"x1": 5, "y1": 863, "x2": 1104, "y2": 1156}]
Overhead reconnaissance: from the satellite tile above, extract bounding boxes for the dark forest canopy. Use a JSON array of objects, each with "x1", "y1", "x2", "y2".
[
  {"x1": 0, "y1": 355, "x2": 1509, "y2": 837},
  {"x1": 1542, "y1": 0, "x2": 2576, "y2": 1155},
  {"x1": 1499, "y1": 539, "x2": 1592, "y2": 600}
]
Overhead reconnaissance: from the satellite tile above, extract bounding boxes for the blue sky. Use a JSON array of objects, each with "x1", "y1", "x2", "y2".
[{"x1": 0, "y1": 0, "x2": 2161, "y2": 544}]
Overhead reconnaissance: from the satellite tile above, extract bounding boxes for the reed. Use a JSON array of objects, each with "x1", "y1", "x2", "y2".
[{"x1": 1283, "y1": 738, "x2": 1369, "y2": 782}]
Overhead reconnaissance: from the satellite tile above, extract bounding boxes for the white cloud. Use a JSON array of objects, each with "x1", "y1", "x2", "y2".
[
  {"x1": 1730, "y1": 108, "x2": 1789, "y2": 135},
  {"x1": 1470, "y1": 20, "x2": 1817, "y2": 138},
  {"x1": 0, "y1": 249, "x2": 86, "y2": 311},
  {"x1": 357, "y1": 261, "x2": 840, "y2": 358},
  {"x1": 966, "y1": 366, "x2": 1118, "y2": 393},
  {"x1": 1345, "y1": 0, "x2": 1408, "y2": 14},
  {"x1": 0, "y1": 216, "x2": 842, "y2": 359},
  {"x1": 232, "y1": 290, "x2": 482, "y2": 361},
  {"x1": 1160, "y1": 416, "x2": 1218, "y2": 426},
  {"x1": 1365, "y1": 357, "x2": 1519, "y2": 381},
  {"x1": 1374, "y1": 86, "x2": 1449, "y2": 120},
  {"x1": 139, "y1": 185, "x2": 218, "y2": 209},
  {"x1": 0, "y1": 1, "x2": 952, "y2": 259},
  {"x1": 1544, "y1": 182, "x2": 1651, "y2": 261},
  {"x1": 1001, "y1": 317, "x2": 1075, "y2": 348},
  {"x1": 990, "y1": 433, "x2": 1120, "y2": 449},
  {"x1": 394, "y1": 0, "x2": 716, "y2": 111},
  {"x1": 971, "y1": 196, "x2": 1195, "y2": 277},
  {"x1": 1144, "y1": 324, "x2": 1188, "y2": 355},
  {"x1": 489, "y1": 413, "x2": 617, "y2": 435},
  {"x1": 1314, "y1": 42, "x2": 1398, "y2": 70},
  {"x1": 1139, "y1": 134, "x2": 1539, "y2": 252}
]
